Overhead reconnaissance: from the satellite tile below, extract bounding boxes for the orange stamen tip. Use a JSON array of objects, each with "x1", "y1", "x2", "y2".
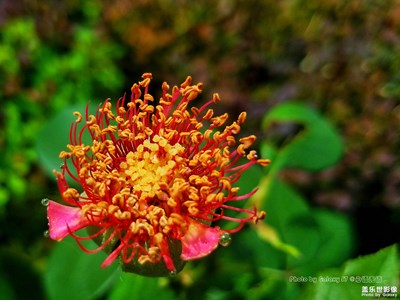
[
  {"x1": 162, "y1": 82, "x2": 170, "y2": 91},
  {"x1": 144, "y1": 94, "x2": 154, "y2": 102},
  {"x1": 180, "y1": 76, "x2": 192, "y2": 88},
  {"x1": 246, "y1": 150, "x2": 257, "y2": 160},
  {"x1": 52, "y1": 169, "x2": 61, "y2": 176},
  {"x1": 255, "y1": 211, "x2": 266, "y2": 223},
  {"x1": 211, "y1": 113, "x2": 229, "y2": 127},
  {"x1": 239, "y1": 135, "x2": 256, "y2": 149},
  {"x1": 73, "y1": 112, "x2": 83, "y2": 123},
  {"x1": 131, "y1": 83, "x2": 141, "y2": 93},
  {"x1": 142, "y1": 72, "x2": 153, "y2": 79},
  {"x1": 213, "y1": 93, "x2": 220, "y2": 103},
  {"x1": 257, "y1": 159, "x2": 271, "y2": 166},
  {"x1": 139, "y1": 77, "x2": 151, "y2": 87},
  {"x1": 238, "y1": 112, "x2": 247, "y2": 125},
  {"x1": 237, "y1": 144, "x2": 246, "y2": 156}
]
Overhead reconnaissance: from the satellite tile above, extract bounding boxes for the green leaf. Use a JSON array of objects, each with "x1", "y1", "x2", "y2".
[
  {"x1": 44, "y1": 236, "x2": 121, "y2": 300},
  {"x1": 0, "y1": 273, "x2": 16, "y2": 300},
  {"x1": 224, "y1": 228, "x2": 286, "y2": 270},
  {"x1": 261, "y1": 178, "x2": 310, "y2": 233},
  {"x1": 108, "y1": 272, "x2": 176, "y2": 300},
  {"x1": 300, "y1": 244, "x2": 399, "y2": 300},
  {"x1": 251, "y1": 178, "x2": 306, "y2": 258},
  {"x1": 343, "y1": 244, "x2": 399, "y2": 283},
  {"x1": 257, "y1": 102, "x2": 354, "y2": 274},
  {"x1": 285, "y1": 209, "x2": 354, "y2": 274},
  {"x1": 283, "y1": 213, "x2": 320, "y2": 273},
  {"x1": 255, "y1": 177, "x2": 353, "y2": 271},
  {"x1": 310, "y1": 209, "x2": 354, "y2": 269},
  {"x1": 262, "y1": 102, "x2": 343, "y2": 173},
  {"x1": 255, "y1": 221, "x2": 301, "y2": 258},
  {"x1": 246, "y1": 267, "x2": 301, "y2": 300},
  {"x1": 0, "y1": 248, "x2": 45, "y2": 300}
]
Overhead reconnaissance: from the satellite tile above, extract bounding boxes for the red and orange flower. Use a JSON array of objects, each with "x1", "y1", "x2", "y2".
[{"x1": 46, "y1": 73, "x2": 269, "y2": 276}]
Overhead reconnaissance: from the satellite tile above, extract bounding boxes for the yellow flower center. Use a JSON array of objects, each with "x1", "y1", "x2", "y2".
[{"x1": 120, "y1": 135, "x2": 185, "y2": 201}]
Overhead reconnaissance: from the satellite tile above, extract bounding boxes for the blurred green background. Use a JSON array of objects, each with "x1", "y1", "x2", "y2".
[{"x1": 0, "y1": 1, "x2": 399, "y2": 299}]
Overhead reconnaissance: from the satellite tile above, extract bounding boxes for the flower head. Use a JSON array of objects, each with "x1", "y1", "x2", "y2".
[{"x1": 46, "y1": 73, "x2": 269, "y2": 276}]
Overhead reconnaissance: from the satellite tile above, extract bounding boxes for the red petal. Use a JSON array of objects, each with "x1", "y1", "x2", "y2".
[
  {"x1": 180, "y1": 221, "x2": 220, "y2": 260},
  {"x1": 47, "y1": 200, "x2": 90, "y2": 241}
]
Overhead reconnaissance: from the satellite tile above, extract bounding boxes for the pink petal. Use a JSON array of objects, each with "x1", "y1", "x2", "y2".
[
  {"x1": 180, "y1": 221, "x2": 221, "y2": 260},
  {"x1": 47, "y1": 200, "x2": 90, "y2": 241}
]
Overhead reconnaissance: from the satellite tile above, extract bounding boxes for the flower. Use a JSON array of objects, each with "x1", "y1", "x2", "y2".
[{"x1": 46, "y1": 73, "x2": 269, "y2": 277}]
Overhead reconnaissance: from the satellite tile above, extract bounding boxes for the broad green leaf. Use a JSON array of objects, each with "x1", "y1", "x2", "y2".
[
  {"x1": 251, "y1": 177, "x2": 306, "y2": 258},
  {"x1": 343, "y1": 244, "x2": 398, "y2": 283},
  {"x1": 284, "y1": 210, "x2": 354, "y2": 275},
  {"x1": 310, "y1": 209, "x2": 354, "y2": 269},
  {"x1": 222, "y1": 228, "x2": 286, "y2": 270},
  {"x1": 45, "y1": 236, "x2": 121, "y2": 300},
  {"x1": 283, "y1": 213, "x2": 320, "y2": 273},
  {"x1": 201, "y1": 232, "x2": 289, "y2": 298},
  {"x1": 262, "y1": 102, "x2": 343, "y2": 174},
  {"x1": 205, "y1": 288, "x2": 230, "y2": 300},
  {"x1": 247, "y1": 267, "x2": 301, "y2": 300},
  {"x1": 300, "y1": 244, "x2": 399, "y2": 300},
  {"x1": 255, "y1": 177, "x2": 353, "y2": 270},
  {"x1": 255, "y1": 218, "x2": 301, "y2": 258},
  {"x1": 260, "y1": 178, "x2": 310, "y2": 232},
  {"x1": 0, "y1": 273, "x2": 15, "y2": 300},
  {"x1": 108, "y1": 272, "x2": 176, "y2": 300},
  {"x1": 0, "y1": 248, "x2": 45, "y2": 300}
]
